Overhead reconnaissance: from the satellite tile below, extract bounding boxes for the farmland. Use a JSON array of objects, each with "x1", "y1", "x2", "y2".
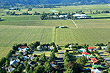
[{"x1": 1, "y1": 4, "x2": 110, "y2": 58}]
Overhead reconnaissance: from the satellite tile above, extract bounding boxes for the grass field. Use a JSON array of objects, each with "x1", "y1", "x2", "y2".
[{"x1": 1, "y1": 4, "x2": 110, "y2": 58}]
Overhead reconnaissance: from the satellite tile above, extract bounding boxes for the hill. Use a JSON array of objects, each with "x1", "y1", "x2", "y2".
[{"x1": 0, "y1": 0, "x2": 110, "y2": 6}]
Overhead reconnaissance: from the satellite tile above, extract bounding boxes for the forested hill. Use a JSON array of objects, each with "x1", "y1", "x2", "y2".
[{"x1": 1, "y1": 0, "x2": 110, "y2": 5}]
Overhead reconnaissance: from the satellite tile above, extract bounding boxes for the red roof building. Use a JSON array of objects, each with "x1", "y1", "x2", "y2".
[
  {"x1": 88, "y1": 47, "x2": 96, "y2": 49},
  {"x1": 18, "y1": 46, "x2": 29, "y2": 48},
  {"x1": 82, "y1": 52, "x2": 90, "y2": 55}
]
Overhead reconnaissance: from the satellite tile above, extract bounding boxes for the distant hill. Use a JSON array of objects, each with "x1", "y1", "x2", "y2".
[{"x1": 0, "y1": 0, "x2": 110, "y2": 5}]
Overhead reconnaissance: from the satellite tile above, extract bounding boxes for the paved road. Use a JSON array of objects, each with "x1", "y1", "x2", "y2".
[{"x1": 33, "y1": 51, "x2": 50, "y2": 54}]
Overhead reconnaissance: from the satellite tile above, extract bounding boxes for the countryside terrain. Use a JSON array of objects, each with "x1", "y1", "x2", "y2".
[{"x1": 0, "y1": 4, "x2": 110, "y2": 58}]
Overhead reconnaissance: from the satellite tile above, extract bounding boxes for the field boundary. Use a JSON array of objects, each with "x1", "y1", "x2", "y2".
[
  {"x1": 40, "y1": 28, "x2": 45, "y2": 42},
  {"x1": 72, "y1": 20, "x2": 78, "y2": 28}
]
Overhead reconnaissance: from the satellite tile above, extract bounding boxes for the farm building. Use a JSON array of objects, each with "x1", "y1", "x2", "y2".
[
  {"x1": 59, "y1": 15, "x2": 67, "y2": 18},
  {"x1": 73, "y1": 14, "x2": 90, "y2": 19},
  {"x1": 9, "y1": 7, "x2": 19, "y2": 10}
]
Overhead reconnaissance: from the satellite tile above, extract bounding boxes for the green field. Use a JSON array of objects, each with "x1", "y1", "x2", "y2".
[{"x1": 1, "y1": 4, "x2": 110, "y2": 58}]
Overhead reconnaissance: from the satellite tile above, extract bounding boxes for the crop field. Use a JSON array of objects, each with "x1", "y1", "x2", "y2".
[{"x1": 1, "y1": 4, "x2": 110, "y2": 58}]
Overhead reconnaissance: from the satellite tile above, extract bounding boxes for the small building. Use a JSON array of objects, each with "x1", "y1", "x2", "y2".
[
  {"x1": 8, "y1": 66, "x2": 15, "y2": 72},
  {"x1": 59, "y1": 15, "x2": 67, "y2": 18},
  {"x1": 82, "y1": 52, "x2": 90, "y2": 56},
  {"x1": 18, "y1": 46, "x2": 29, "y2": 55},
  {"x1": 91, "y1": 69, "x2": 101, "y2": 73},
  {"x1": 9, "y1": 7, "x2": 19, "y2": 10},
  {"x1": 10, "y1": 60, "x2": 17, "y2": 65},
  {"x1": 10, "y1": 58, "x2": 20, "y2": 65},
  {"x1": 18, "y1": 46, "x2": 29, "y2": 51},
  {"x1": 79, "y1": 48, "x2": 86, "y2": 52},
  {"x1": 50, "y1": 45, "x2": 54, "y2": 50},
  {"x1": 101, "y1": 46, "x2": 107, "y2": 50},
  {"x1": 88, "y1": 47, "x2": 96, "y2": 51}
]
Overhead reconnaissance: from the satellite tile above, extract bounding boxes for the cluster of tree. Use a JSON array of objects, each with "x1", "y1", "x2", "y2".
[
  {"x1": 6, "y1": 11, "x2": 41, "y2": 15},
  {"x1": 36, "y1": 42, "x2": 58, "y2": 52},
  {"x1": 28, "y1": 41, "x2": 40, "y2": 50},
  {"x1": 95, "y1": 43, "x2": 106, "y2": 46},
  {"x1": 76, "y1": 10, "x2": 85, "y2": 14},
  {"x1": 106, "y1": 42, "x2": 110, "y2": 53},
  {"x1": 92, "y1": 10, "x2": 110, "y2": 14},
  {"x1": 65, "y1": 43, "x2": 89, "y2": 49},
  {"x1": 12, "y1": 43, "x2": 27, "y2": 51},
  {"x1": 64, "y1": 52, "x2": 83, "y2": 73},
  {"x1": 76, "y1": 56, "x2": 87, "y2": 66},
  {"x1": 40, "y1": 12, "x2": 76, "y2": 20}
]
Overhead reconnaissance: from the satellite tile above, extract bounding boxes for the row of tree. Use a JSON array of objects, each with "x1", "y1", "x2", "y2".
[{"x1": 6, "y1": 11, "x2": 41, "y2": 15}]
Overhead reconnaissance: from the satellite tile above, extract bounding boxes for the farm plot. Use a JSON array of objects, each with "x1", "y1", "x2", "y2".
[
  {"x1": 0, "y1": 25, "x2": 54, "y2": 58},
  {"x1": 0, "y1": 19, "x2": 74, "y2": 27},
  {"x1": 56, "y1": 28, "x2": 110, "y2": 46},
  {"x1": 74, "y1": 19, "x2": 110, "y2": 28},
  {"x1": 1, "y1": 15, "x2": 41, "y2": 21},
  {"x1": 0, "y1": 25, "x2": 54, "y2": 47}
]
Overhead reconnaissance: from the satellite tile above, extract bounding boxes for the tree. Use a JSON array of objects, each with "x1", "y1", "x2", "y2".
[
  {"x1": 17, "y1": 64, "x2": 23, "y2": 73},
  {"x1": 0, "y1": 67, "x2": 6, "y2": 73},
  {"x1": 48, "y1": 52, "x2": 56, "y2": 62},
  {"x1": 98, "y1": 46, "x2": 102, "y2": 50},
  {"x1": 5, "y1": 60, "x2": 10, "y2": 66},
  {"x1": 53, "y1": 46, "x2": 58, "y2": 53},
  {"x1": 26, "y1": 64, "x2": 30, "y2": 72},
  {"x1": 39, "y1": 53, "x2": 46, "y2": 62},
  {"x1": 29, "y1": 67, "x2": 33, "y2": 73},
  {"x1": 76, "y1": 56, "x2": 87, "y2": 66},
  {"x1": 65, "y1": 68, "x2": 74, "y2": 73},
  {"x1": 44, "y1": 62, "x2": 53, "y2": 73},
  {"x1": 28, "y1": 8, "x2": 32, "y2": 11},
  {"x1": 90, "y1": 10, "x2": 92, "y2": 14},
  {"x1": 0, "y1": 57, "x2": 6, "y2": 66},
  {"x1": 33, "y1": 64, "x2": 44, "y2": 73},
  {"x1": 66, "y1": 61, "x2": 82, "y2": 73},
  {"x1": 106, "y1": 42, "x2": 110, "y2": 53}
]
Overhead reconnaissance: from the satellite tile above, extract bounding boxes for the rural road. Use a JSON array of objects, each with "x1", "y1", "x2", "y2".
[{"x1": 72, "y1": 20, "x2": 78, "y2": 28}]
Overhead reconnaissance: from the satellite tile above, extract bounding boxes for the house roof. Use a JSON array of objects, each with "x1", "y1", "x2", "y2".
[
  {"x1": 18, "y1": 46, "x2": 29, "y2": 48},
  {"x1": 82, "y1": 52, "x2": 90, "y2": 55},
  {"x1": 93, "y1": 60, "x2": 99, "y2": 64},
  {"x1": 91, "y1": 58, "x2": 97, "y2": 61},
  {"x1": 73, "y1": 14, "x2": 87, "y2": 17},
  {"x1": 88, "y1": 47, "x2": 96, "y2": 49},
  {"x1": 91, "y1": 69, "x2": 101, "y2": 73},
  {"x1": 92, "y1": 65, "x2": 103, "y2": 68}
]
